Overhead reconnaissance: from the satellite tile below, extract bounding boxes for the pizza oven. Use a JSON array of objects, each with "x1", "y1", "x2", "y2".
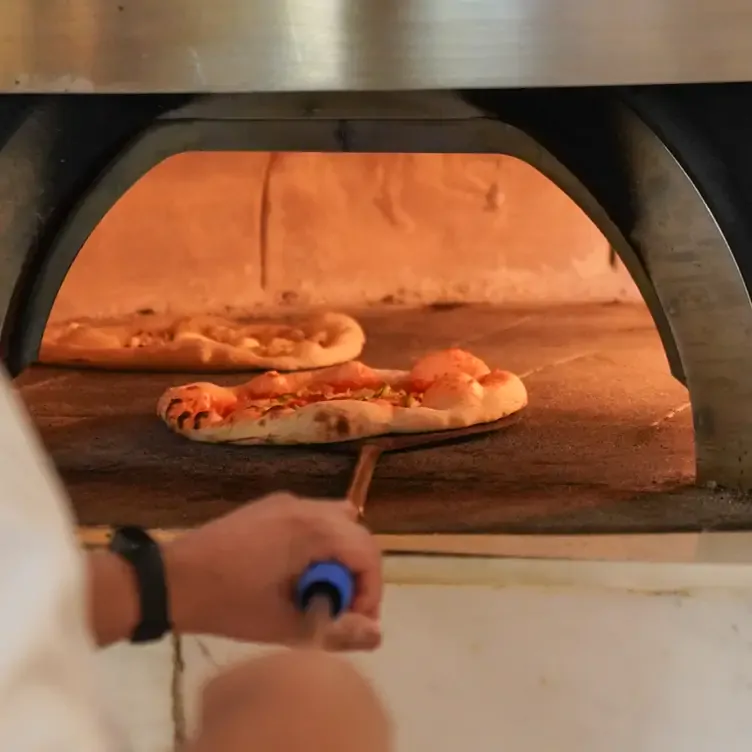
[{"x1": 4, "y1": 2, "x2": 752, "y2": 536}]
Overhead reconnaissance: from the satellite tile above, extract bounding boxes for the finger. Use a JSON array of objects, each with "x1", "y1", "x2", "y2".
[
  {"x1": 303, "y1": 500, "x2": 384, "y2": 619},
  {"x1": 353, "y1": 556, "x2": 383, "y2": 620},
  {"x1": 347, "y1": 527, "x2": 383, "y2": 619},
  {"x1": 319, "y1": 520, "x2": 383, "y2": 619},
  {"x1": 322, "y1": 613, "x2": 382, "y2": 652}
]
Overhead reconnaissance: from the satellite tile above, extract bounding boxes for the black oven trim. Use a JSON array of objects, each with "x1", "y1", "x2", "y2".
[{"x1": 0, "y1": 90, "x2": 675, "y2": 381}]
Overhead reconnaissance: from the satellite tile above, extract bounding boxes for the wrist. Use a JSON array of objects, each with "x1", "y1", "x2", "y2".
[
  {"x1": 90, "y1": 532, "x2": 207, "y2": 645},
  {"x1": 88, "y1": 550, "x2": 141, "y2": 646},
  {"x1": 162, "y1": 538, "x2": 204, "y2": 635}
]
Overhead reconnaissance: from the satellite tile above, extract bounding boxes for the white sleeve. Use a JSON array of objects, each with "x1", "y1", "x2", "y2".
[{"x1": 0, "y1": 368, "x2": 120, "y2": 752}]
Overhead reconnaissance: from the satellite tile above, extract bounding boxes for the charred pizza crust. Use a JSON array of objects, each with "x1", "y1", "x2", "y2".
[
  {"x1": 40, "y1": 311, "x2": 365, "y2": 372},
  {"x1": 156, "y1": 348, "x2": 528, "y2": 445}
]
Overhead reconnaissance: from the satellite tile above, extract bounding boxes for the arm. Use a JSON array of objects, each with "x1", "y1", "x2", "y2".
[
  {"x1": 87, "y1": 549, "x2": 148, "y2": 647},
  {"x1": 86, "y1": 495, "x2": 382, "y2": 650},
  {"x1": 0, "y1": 370, "x2": 116, "y2": 750},
  {"x1": 87, "y1": 546, "x2": 195, "y2": 647}
]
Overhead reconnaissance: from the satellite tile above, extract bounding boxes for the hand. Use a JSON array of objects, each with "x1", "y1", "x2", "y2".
[
  {"x1": 163, "y1": 493, "x2": 383, "y2": 650},
  {"x1": 185, "y1": 649, "x2": 393, "y2": 752}
]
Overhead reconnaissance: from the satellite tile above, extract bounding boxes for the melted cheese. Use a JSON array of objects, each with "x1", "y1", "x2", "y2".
[{"x1": 256, "y1": 383, "x2": 424, "y2": 415}]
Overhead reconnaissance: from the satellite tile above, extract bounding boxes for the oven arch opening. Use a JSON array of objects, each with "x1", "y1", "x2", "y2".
[
  {"x1": 30, "y1": 147, "x2": 697, "y2": 534},
  {"x1": 4, "y1": 105, "x2": 679, "y2": 378},
  {"x1": 3, "y1": 90, "x2": 752, "y2": 497}
]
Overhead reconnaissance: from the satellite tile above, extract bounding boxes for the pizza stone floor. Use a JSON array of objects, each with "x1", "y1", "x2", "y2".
[{"x1": 16, "y1": 302, "x2": 752, "y2": 534}]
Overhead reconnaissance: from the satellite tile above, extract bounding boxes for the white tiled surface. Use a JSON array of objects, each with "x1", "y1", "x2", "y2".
[
  {"x1": 91, "y1": 552, "x2": 752, "y2": 752},
  {"x1": 95, "y1": 637, "x2": 174, "y2": 752},
  {"x1": 180, "y1": 574, "x2": 752, "y2": 752}
]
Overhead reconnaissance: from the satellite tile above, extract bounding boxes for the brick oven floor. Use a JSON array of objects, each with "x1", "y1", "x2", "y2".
[{"x1": 16, "y1": 302, "x2": 752, "y2": 534}]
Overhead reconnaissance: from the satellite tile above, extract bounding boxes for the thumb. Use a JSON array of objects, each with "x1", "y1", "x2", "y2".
[
  {"x1": 326, "y1": 499, "x2": 360, "y2": 521},
  {"x1": 321, "y1": 613, "x2": 382, "y2": 652}
]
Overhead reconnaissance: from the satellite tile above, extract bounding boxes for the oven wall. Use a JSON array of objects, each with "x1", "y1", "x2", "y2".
[{"x1": 49, "y1": 153, "x2": 638, "y2": 322}]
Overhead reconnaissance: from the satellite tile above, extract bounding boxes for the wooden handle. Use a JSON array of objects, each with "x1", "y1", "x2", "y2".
[
  {"x1": 347, "y1": 443, "x2": 383, "y2": 517},
  {"x1": 304, "y1": 597, "x2": 333, "y2": 648}
]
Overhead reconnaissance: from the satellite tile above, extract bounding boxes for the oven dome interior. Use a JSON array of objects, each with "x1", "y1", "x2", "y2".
[{"x1": 17, "y1": 151, "x2": 712, "y2": 535}]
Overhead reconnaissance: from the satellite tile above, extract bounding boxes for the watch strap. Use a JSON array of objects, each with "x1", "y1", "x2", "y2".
[{"x1": 109, "y1": 526, "x2": 172, "y2": 643}]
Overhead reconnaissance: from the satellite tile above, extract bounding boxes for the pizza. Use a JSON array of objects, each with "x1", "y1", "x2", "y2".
[
  {"x1": 40, "y1": 311, "x2": 365, "y2": 372},
  {"x1": 157, "y1": 348, "x2": 527, "y2": 444}
]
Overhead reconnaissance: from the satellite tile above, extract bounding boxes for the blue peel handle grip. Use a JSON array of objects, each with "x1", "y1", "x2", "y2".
[{"x1": 295, "y1": 561, "x2": 355, "y2": 618}]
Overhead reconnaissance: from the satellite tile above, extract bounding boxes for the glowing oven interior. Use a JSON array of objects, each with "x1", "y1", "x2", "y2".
[{"x1": 16, "y1": 151, "x2": 706, "y2": 534}]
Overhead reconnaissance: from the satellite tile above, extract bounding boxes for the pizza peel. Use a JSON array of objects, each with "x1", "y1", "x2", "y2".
[{"x1": 319, "y1": 411, "x2": 525, "y2": 517}]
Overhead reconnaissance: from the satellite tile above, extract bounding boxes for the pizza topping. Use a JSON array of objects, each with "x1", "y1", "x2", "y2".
[
  {"x1": 204, "y1": 325, "x2": 232, "y2": 343},
  {"x1": 265, "y1": 337, "x2": 295, "y2": 356},
  {"x1": 59, "y1": 317, "x2": 343, "y2": 354},
  {"x1": 42, "y1": 311, "x2": 366, "y2": 373},
  {"x1": 247, "y1": 382, "x2": 424, "y2": 416},
  {"x1": 170, "y1": 323, "x2": 310, "y2": 354},
  {"x1": 264, "y1": 404, "x2": 289, "y2": 416},
  {"x1": 156, "y1": 348, "x2": 528, "y2": 444},
  {"x1": 161, "y1": 352, "x2": 494, "y2": 425},
  {"x1": 285, "y1": 328, "x2": 307, "y2": 342},
  {"x1": 128, "y1": 331, "x2": 162, "y2": 348}
]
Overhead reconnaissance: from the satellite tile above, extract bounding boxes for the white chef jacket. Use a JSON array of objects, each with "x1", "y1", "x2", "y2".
[{"x1": 0, "y1": 368, "x2": 116, "y2": 750}]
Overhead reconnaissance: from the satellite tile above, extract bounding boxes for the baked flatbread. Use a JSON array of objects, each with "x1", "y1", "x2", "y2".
[
  {"x1": 157, "y1": 348, "x2": 527, "y2": 445},
  {"x1": 40, "y1": 311, "x2": 365, "y2": 372}
]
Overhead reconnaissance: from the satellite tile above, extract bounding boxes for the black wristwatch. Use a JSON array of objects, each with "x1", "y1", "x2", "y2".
[{"x1": 109, "y1": 526, "x2": 172, "y2": 643}]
